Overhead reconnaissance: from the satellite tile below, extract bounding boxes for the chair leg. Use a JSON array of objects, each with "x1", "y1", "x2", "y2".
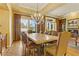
[
  {"x1": 22, "y1": 44, "x2": 26, "y2": 56},
  {"x1": 75, "y1": 37, "x2": 78, "y2": 46},
  {"x1": 44, "y1": 48, "x2": 46, "y2": 56},
  {"x1": 64, "y1": 53, "x2": 66, "y2": 56},
  {"x1": 1, "y1": 39, "x2": 2, "y2": 56},
  {"x1": 30, "y1": 48, "x2": 36, "y2": 56},
  {"x1": 0, "y1": 48, "x2": 2, "y2": 56},
  {"x1": 30, "y1": 49, "x2": 33, "y2": 56},
  {"x1": 26, "y1": 48, "x2": 30, "y2": 56},
  {"x1": 33, "y1": 49, "x2": 35, "y2": 56},
  {"x1": 35, "y1": 49, "x2": 37, "y2": 56},
  {"x1": 25, "y1": 47, "x2": 26, "y2": 56},
  {"x1": 75, "y1": 41, "x2": 77, "y2": 46}
]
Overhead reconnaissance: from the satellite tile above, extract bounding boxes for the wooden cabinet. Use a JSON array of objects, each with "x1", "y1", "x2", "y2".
[
  {"x1": 14, "y1": 14, "x2": 21, "y2": 41},
  {"x1": 37, "y1": 21, "x2": 45, "y2": 33},
  {"x1": 67, "y1": 19, "x2": 79, "y2": 35},
  {"x1": 56, "y1": 18, "x2": 66, "y2": 32}
]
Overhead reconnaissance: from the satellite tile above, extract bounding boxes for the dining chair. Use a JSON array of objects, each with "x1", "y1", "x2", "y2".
[
  {"x1": 0, "y1": 33, "x2": 7, "y2": 56},
  {"x1": 71, "y1": 33, "x2": 78, "y2": 46},
  {"x1": 51, "y1": 31, "x2": 59, "y2": 36},
  {"x1": 22, "y1": 32, "x2": 37, "y2": 56},
  {"x1": 44, "y1": 31, "x2": 49, "y2": 34},
  {"x1": 0, "y1": 33, "x2": 2, "y2": 56},
  {"x1": 44, "y1": 32, "x2": 71, "y2": 56},
  {"x1": 2, "y1": 34, "x2": 7, "y2": 49},
  {"x1": 22, "y1": 32, "x2": 28, "y2": 56},
  {"x1": 45, "y1": 31, "x2": 59, "y2": 46},
  {"x1": 27, "y1": 30, "x2": 32, "y2": 33}
]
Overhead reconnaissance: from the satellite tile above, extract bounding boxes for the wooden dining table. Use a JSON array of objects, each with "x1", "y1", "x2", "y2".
[
  {"x1": 27, "y1": 33, "x2": 59, "y2": 55},
  {"x1": 27, "y1": 33, "x2": 59, "y2": 45}
]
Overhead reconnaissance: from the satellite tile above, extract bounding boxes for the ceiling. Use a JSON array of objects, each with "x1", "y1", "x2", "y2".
[
  {"x1": 0, "y1": 3, "x2": 8, "y2": 10},
  {"x1": 11, "y1": 3, "x2": 65, "y2": 16},
  {"x1": 1, "y1": 3, "x2": 79, "y2": 18},
  {"x1": 14, "y1": 3, "x2": 47, "y2": 11},
  {"x1": 48, "y1": 3, "x2": 79, "y2": 17}
]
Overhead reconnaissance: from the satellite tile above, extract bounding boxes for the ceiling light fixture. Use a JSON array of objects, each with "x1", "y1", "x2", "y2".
[{"x1": 31, "y1": 3, "x2": 44, "y2": 24}]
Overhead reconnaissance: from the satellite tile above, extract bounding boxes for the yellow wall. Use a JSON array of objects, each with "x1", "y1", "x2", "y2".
[
  {"x1": 7, "y1": 4, "x2": 15, "y2": 47},
  {"x1": 0, "y1": 8, "x2": 10, "y2": 47},
  {"x1": 0, "y1": 4, "x2": 14, "y2": 47}
]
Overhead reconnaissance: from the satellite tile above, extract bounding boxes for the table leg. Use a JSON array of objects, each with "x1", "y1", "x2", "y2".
[{"x1": 37, "y1": 44, "x2": 44, "y2": 56}]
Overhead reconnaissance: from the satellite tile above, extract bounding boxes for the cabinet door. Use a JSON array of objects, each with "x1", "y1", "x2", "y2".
[{"x1": 14, "y1": 14, "x2": 21, "y2": 41}]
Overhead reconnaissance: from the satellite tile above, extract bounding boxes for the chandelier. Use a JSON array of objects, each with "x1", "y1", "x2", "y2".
[{"x1": 31, "y1": 3, "x2": 44, "y2": 24}]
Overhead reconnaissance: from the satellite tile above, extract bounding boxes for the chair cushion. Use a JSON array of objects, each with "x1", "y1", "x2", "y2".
[{"x1": 45, "y1": 45, "x2": 57, "y2": 56}]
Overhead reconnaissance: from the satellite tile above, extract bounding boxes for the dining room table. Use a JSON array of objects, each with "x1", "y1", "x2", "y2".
[{"x1": 27, "y1": 33, "x2": 59, "y2": 55}]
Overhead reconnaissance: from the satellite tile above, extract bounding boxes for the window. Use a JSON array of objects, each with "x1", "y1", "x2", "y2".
[
  {"x1": 47, "y1": 21, "x2": 52, "y2": 31},
  {"x1": 45, "y1": 18, "x2": 57, "y2": 31},
  {"x1": 21, "y1": 16, "x2": 29, "y2": 32},
  {"x1": 21, "y1": 16, "x2": 37, "y2": 32},
  {"x1": 21, "y1": 19, "x2": 28, "y2": 28},
  {"x1": 30, "y1": 20, "x2": 36, "y2": 32}
]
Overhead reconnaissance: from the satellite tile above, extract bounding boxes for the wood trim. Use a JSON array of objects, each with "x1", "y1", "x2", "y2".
[
  {"x1": 45, "y1": 15, "x2": 57, "y2": 19},
  {"x1": 67, "y1": 18, "x2": 79, "y2": 21}
]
